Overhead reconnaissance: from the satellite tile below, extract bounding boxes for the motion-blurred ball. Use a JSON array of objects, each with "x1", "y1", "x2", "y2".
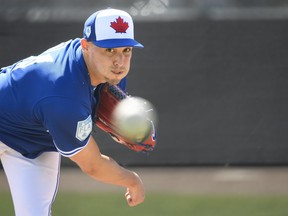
[{"x1": 112, "y1": 97, "x2": 157, "y2": 142}]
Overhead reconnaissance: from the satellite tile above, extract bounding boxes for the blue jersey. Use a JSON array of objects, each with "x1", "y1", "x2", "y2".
[{"x1": 0, "y1": 39, "x2": 126, "y2": 159}]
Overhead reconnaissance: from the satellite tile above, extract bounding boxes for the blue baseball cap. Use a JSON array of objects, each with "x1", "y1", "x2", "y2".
[{"x1": 83, "y1": 8, "x2": 144, "y2": 48}]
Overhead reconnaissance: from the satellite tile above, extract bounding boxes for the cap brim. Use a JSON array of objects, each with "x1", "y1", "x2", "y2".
[{"x1": 92, "y1": 39, "x2": 144, "y2": 48}]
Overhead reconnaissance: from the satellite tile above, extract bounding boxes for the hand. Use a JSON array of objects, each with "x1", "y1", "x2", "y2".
[{"x1": 125, "y1": 173, "x2": 145, "y2": 207}]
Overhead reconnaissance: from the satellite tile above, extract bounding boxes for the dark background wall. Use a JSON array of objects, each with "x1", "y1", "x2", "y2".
[{"x1": 1, "y1": 1, "x2": 288, "y2": 166}]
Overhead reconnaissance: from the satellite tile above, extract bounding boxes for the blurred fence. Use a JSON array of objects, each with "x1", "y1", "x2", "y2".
[{"x1": 1, "y1": 1, "x2": 288, "y2": 166}]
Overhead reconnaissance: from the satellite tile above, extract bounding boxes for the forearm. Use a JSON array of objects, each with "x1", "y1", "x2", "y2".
[
  {"x1": 70, "y1": 137, "x2": 145, "y2": 206},
  {"x1": 84, "y1": 154, "x2": 141, "y2": 188}
]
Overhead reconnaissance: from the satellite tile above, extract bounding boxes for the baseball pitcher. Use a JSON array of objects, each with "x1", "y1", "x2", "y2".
[{"x1": 0, "y1": 8, "x2": 156, "y2": 216}]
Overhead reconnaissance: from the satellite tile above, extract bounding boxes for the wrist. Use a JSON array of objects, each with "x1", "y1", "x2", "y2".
[{"x1": 128, "y1": 171, "x2": 143, "y2": 188}]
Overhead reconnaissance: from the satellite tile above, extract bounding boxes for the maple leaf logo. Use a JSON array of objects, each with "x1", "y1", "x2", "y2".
[{"x1": 110, "y1": 16, "x2": 129, "y2": 33}]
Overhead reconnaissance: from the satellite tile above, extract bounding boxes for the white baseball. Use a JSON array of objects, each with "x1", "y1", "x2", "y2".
[{"x1": 112, "y1": 97, "x2": 157, "y2": 142}]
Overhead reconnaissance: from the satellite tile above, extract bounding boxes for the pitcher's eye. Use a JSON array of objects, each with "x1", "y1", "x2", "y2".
[
  {"x1": 124, "y1": 48, "x2": 132, "y2": 53},
  {"x1": 106, "y1": 48, "x2": 114, "y2": 53}
]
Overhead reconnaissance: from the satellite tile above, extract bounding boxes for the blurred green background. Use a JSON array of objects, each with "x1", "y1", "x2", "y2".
[
  {"x1": 1, "y1": 191, "x2": 288, "y2": 216},
  {"x1": 1, "y1": 167, "x2": 288, "y2": 215}
]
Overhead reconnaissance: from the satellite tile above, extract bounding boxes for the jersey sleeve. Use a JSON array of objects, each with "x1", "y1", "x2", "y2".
[{"x1": 34, "y1": 97, "x2": 92, "y2": 157}]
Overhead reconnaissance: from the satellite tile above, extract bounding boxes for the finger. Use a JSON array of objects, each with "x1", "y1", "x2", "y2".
[
  {"x1": 125, "y1": 191, "x2": 131, "y2": 200},
  {"x1": 126, "y1": 194, "x2": 135, "y2": 206}
]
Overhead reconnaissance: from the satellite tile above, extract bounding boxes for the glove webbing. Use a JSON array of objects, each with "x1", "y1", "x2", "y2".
[{"x1": 107, "y1": 85, "x2": 128, "y2": 100}]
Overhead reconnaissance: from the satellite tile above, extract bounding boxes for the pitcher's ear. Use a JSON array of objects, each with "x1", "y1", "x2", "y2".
[{"x1": 81, "y1": 38, "x2": 89, "y2": 51}]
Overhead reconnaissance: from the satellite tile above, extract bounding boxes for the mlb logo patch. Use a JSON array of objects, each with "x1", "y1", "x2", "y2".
[
  {"x1": 85, "y1": 26, "x2": 92, "y2": 38},
  {"x1": 76, "y1": 115, "x2": 92, "y2": 141}
]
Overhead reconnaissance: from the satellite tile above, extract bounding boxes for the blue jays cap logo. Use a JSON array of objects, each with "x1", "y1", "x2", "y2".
[{"x1": 110, "y1": 16, "x2": 129, "y2": 33}]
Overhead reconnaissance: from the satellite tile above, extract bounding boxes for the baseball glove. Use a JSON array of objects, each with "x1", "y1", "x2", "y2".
[{"x1": 94, "y1": 83, "x2": 156, "y2": 152}]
